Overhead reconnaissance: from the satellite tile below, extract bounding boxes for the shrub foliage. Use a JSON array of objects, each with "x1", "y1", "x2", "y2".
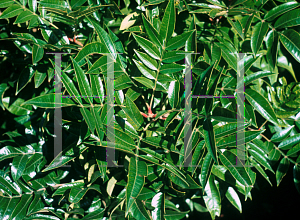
[{"x1": 0, "y1": 0, "x2": 300, "y2": 219}]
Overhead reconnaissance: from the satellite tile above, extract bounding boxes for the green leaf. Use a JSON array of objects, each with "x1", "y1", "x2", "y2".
[
  {"x1": 168, "y1": 171, "x2": 189, "y2": 188},
  {"x1": 42, "y1": 144, "x2": 88, "y2": 172},
  {"x1": 159, "y1": 0, "x2": 175, "y2": 42},
  {"x1": 276, "y1": 157, "x2": 290, "y2": 186},
  {"x1": 74, "y1": 42, "x2": 108, "y2": 65},
  {"x1": 126, "y1": 157, "x2": 148, "y2": 217},
  {"x1": 274, "y1": 8, "x2": 300, "y2": 29},
  {"x1": 22, "y1": 93, "x2": 75, "y2": 108},
  {"x1": 162, "y1": 51, "x2": 185, "y2": 63},
  {"x1": 160, "y1": 63, "x2": 184, "y2": 74},
  {"x1": 53, "y1": 181, "x2": 85, "y2": 196},
  {"x1": 215, "y1": 122, "x2": 248, "y2": 139},
  {"x1": 211, "y1": 107, "x2": 236, "y2": 122},
  {"x1": 32, "y1": 45, "x2": 44, "y2": 64},
  {"x1": 245, "y1": 88, "x2": 278, "y2": 125},
  {"x1": 124, "y1": 95, "x2": 144, "y2": 130},
  {"x1": 134, "y1": 50, "x2": 158, "y2": 71},
  {"x1": 225, "y1": 187, "x2": 242, "y2": 213},
  {"x1": 217, "y1": 130, "x2": 264, "y2": 148},
  {"x1": 0, "y1": 0, "x2": 14, "y2": 8},
  {"x1": 203, "y1": 118, "x2": 218, "y2": 164},
  {"x1": 39, "y1": 0, "x2": 68, "y2": 10},
  {"x1": 69, "y1": 187, "x2": 88, "y2": 203},
  {"x1": 164, "y1": 210, "x2": 189, "y2": 220},
  {"x1": 247, "y1": 143, "x2": 274, "y2": 173},
  {"x1": 203, "y1": 175, "x2": 221, "y2": 219},
  {"x1": 142, "y1": 14, "x2": 162, "y2": 47},
  {"x1": 278, "y1": 133, "x2": 300, "y2": 150},
  {"x1": 133, "y1": 33, "x2": 161, "y2": 60},
  {"x1": 264, "y1": 2, "x2": 300, "y2": 21},
  {"x1": 244, "y1": 71, "x2": 276, "y2": 86},
  {"x1": 293, "y1": 165, "x2": 300, "y2": 194},
  {"x1": 249, "y1": 157, "x2": 273, "y2": 186},
  {"x1": 166, "y1": 30, "x2": 195, "y2": 50},
  {"x1": 16, "y1": 67, "x2": 35, "y2": 95},
  {"x1": 11, "y1": 155, "x2": 29, "y2": 181},
  {"x1": 115, "y1": 75, "x2": 132, "y2": 90},
  {"x1": 207, "y1": 0, "x2": 226, "y2": 7},
  {"x1": 227, "y1": 18, "x2": 244, "y2": 39},
  {"x1": 279, "y1": 29, "x2": 300, "y2": 63},
  {"x1": 71, "y1": 57, "x2": 93, "y2": 105},
  {"x1": 14, "y1": 10, "x2": 36, "y2": 24},
  {"x1": 90, "y1": 74, "x2": 105, "y2": 104},
  {"x1": 0, "y1": 175, "x2": 21, "y2": 195},
  {"x1": 76, "y1": 110, "x2": 94, "y2": 134},
  {"x1": 86, "y1": 17, "x2": 116, "y2": 59},
  {"x1": 0, "y1": 146, "x2": 24, "y2": 162},
  {"x1": 168, "y1": 81, "x2": 180, "y2": 109},
  {"x1": 270, "y1": 125, "x2": 294, "y2": 142},
  {"x1": 137, "y1": 187, "x2": 156, "y2": 200},
  {"x1": 219, "y1": 150, "x2": 252, "y2": 187},
  {"x1": 151, "y1": 192, "x2": 165, "y2": 220},
  {"x1": 34, "y1": 71, "x2": 47, "y2": 88},
  {"x1": 217, "y1": 42, "x2": 237, "y2": 71},
  {"x1": 129, "y1": 199, "x2": 151, "y2": 220},
  {"x1": 251, "y1": 22, "x2": 268, "y2": 55},
  {"x1": 0, "y1": 4, "x2": 23, "y2": 19},
  {"x1": 3, "y1": 97, "x2": 32, "y2": 116},
  {"x1": 200, "y1": 153, "x2": 214, "y2": 188},
  {"x1": 133, "y1": 77, "x2": 155, "y2": 89},
  {"x1": 133, "y1": 59, "x2": 156, "y2": 79},
  {"x1": 82, "y1": 208, "x2": 105, "y2": 220},
  {"x1": 286, "y1": 143, "x2": 300, "y2": 157}
]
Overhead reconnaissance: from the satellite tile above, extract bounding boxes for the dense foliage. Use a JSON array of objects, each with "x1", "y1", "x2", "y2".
[{"x1": 0, "y1": 0, "x2": 300, "y2": 219}]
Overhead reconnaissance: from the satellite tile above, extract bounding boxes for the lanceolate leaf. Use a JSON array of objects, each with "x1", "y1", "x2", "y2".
[
  {"x1": 274, "y1": 8, "x2": 300, "y2": 29},
  {"x1": 276, "y1": 158, "x2": 290, "y2": 186},
  {"x1": 159, "y1": 0, "x2": 175, "y2": 42},
  {"x1": 293, "y1": 165, "x2": 300, "y2": 194},
  {"x1": 270, "y1": 125, "x2": 294, "y2": 142},
  {"x1": 247, "y1": 143, "x2": 274, "y2": 173},
  {"x1": 203, "y1": 118, "x2": 218, "y2": 164},
  {"x1": 129, "y1": 199, "x2": 151, "y2": 220},
  {"x1": 203, "y1": 175, "x2": 221, "y2": 219},
  {"x1": 124, "y1": 95, "x2": 144, "y2": 130},
  {"x1": 22, "y1": 93, "x2": 75, "y2": 108},
  {"x1": 32, "y1": 45, "x2": 44, "y2": 64},
  {"x1": 151, "y1": 192, "x2": 165, "y2": 220},
  {"x1": 245, "y1": 88, "x2": 278, "y2": 125},
  {"x1": 168, "y1": 81, "x2": 180, "y2": 109},
  {"x1": 42, "y1": 144, "x2": 89, "y2": 172},
  {"x1": 279, "y1": 29, "x2": 300, "y2": 63},
  {"x1": 133, "y1": 59, "x2": 156, "y2": 79},
  {"x1": 225, "y1": 187, "x2": 242, "y2": 213},
  {"x1": 264, "y1": 2, "x2": 300, "y2": 21},
  {"x1": 278, "y1": 133, "x2": 300, "y2": 150},
  {"x1": 200, "y1": 153, "x2": 214, "y2": 188},
  {"x1": 142, "y1": 14, "x2": 162, "y2": 47},
  {"x1": 126, "y1": 158, "x2": 148, "y2": 217},
  {"x1": 166, "y1": 30, "x2": 195, "y2": 50},
  {"x1": 251, "y1": 22, "x2": 269, "y2": 56},
  {"x1": 11, "y1": 155, "x2": 29, "y2": 181},
  {"x1": 134, "y1": 50, "x2": 158, "y2": 71},
  {"x1": 219, "y1": 150, "x2": 252, "y2": 187},
  {"x1": 86, "y1": 17, "x2": 117, "y2": 59},
  {"x1": 0, "y1": 4, "x2": 23, "y2": 19},
  {"x1": 74, "y1": 42, "x2": 108, "y2": 65},
  {"x1": 133, "y1": 33, "x2": 161, "y2": 60},
  {"x1": 244, "y1": 71, "x2": 276, "y2": 86}
]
